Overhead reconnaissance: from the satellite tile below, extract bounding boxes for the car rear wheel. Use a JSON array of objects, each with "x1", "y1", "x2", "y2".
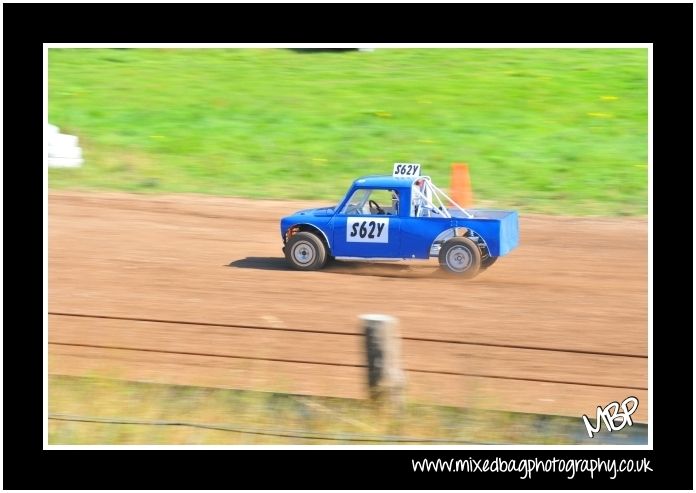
[
  {"x1": 285, "y1": 231, "x2": 327, "y2": 270},
  {"x1": 481, "y1": 255, "x2": 498, "y2": 269},
  {"x1": 438, "y1": 237, "x2": 481, "y2": 278}
]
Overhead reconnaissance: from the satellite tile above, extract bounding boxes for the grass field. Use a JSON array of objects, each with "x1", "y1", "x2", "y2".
[
  {"x1": 48, "y1": 48, "x2": 648, "y2": 215},
  {"x1": 49, "y1": 375, "x2": 582, "y2": 445}
]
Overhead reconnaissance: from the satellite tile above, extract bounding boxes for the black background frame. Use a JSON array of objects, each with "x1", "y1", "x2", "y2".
[{"x1": 4, "y1": 2, "x2": 692, "y2": 490}]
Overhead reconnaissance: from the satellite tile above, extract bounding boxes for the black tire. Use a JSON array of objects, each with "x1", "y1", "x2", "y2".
[
  {"x1": 285, "y1": 232, "x2": 327, "y2": 270},
  {"x1": 481, "y1": 255, "x2": 498, "y2": 269},
  {"x1": 438, "y1": 237, "x2": 481, "y2": 278}
]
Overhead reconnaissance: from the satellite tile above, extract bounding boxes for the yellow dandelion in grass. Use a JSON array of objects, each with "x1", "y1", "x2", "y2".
[
  {"x1": 587, "y1": 112, "x2": 612, "y2": 118},
  {"x1": 601, "y1": 95, "x2": 619, "y2": 101},
  {"x1": 375, "y1": 111, "x2": 392, "y2": 118}
]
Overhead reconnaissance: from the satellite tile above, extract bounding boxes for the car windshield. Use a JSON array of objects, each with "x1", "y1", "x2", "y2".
[
  {"x1": 340, "y1": 188, "x2": 399, "y2": 215},
  {"x1": 341, "y1": 189, "x2": 370, "y2": 214}
]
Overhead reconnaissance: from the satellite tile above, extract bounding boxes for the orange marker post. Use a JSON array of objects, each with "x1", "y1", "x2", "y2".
[{"x1": 450, "y1": 163, "x2": 473, "y2": 207}]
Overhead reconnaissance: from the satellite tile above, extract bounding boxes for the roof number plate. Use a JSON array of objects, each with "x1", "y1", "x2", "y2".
[{"x1": 393, "y1": 163, "x2": 421, "y2": 178}]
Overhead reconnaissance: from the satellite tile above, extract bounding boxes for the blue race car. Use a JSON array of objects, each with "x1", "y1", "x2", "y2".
[{"x1": 280, "y1": 165, "x2": 518, "y2": 278}]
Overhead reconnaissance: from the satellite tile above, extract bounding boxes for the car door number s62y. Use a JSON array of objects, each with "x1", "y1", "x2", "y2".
[{"x1": 346, "y1": 217, "x2": 389, "y2": 243}]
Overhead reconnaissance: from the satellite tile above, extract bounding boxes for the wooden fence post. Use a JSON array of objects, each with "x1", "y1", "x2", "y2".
[{"x1": 361, "y1": 314, "x2": 405, "y2": 410}]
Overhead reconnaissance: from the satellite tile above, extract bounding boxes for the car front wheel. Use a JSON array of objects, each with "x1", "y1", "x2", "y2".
[{"x1": 285, "y1": 231, "x2": 328, "y2": 270}]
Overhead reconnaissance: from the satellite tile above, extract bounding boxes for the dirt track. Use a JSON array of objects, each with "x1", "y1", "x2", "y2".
[{"x1": 48, "y1": 191, "x2": 649, "y2": 421}]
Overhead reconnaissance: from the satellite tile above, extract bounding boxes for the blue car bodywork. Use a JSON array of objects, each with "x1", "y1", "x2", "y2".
[{"x1": 280, "y1": 175, "x2": 518, "y2": 276}]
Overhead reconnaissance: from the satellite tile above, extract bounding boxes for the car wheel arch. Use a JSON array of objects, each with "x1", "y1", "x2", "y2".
[
  {"x1": 284, "y1": 223, "x2": 332, "y2": 254},
  {"x1": 430, "y1": 226, "x2": 490, "y2": 257}
]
